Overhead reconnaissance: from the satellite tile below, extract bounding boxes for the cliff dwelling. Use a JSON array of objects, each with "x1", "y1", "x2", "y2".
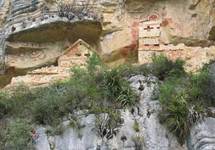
[
  {"x1": 7, "y1": 39, "x2": 98, "y2": 88},
  {"x1": 0, "y1": 0, "x2": 215, "y2": 87},
  {"x1": 0, "y1": 0, "x2": 103, "y2": 87},
  {"x1": 0, "y1": 1, "x2": 215, "y2": 150}
]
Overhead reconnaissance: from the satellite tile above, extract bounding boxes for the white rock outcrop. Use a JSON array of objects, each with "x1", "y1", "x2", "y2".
[{"x1": 35, "y1": 75, "x2": 185, "y2": 150}]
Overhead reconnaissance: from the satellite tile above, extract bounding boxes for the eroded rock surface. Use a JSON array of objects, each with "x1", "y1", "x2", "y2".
[
  {"x1": 189, "y1": 117, "x2": 215, "y2": 150},
  {"x1": 33, "y1": 75, "x2": 215, "y2": 150},
  {"x1": 0, "y1": 0, "x2": 215, "y2": 87},
  {"x1": 35, "y1": 75, "x2": 185, "y2": 150}
]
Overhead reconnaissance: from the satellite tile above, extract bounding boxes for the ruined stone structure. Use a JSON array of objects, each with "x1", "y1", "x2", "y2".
[
  {"x1": 139, "y1": 15, "x2": 161, "y2": 46},
  {"x1": 0, "y1": 0, "x2": 102, "y2": 75},
  {"x1": 137, "y1": 12, "x2": 215, "y2": 72},
  {"x1": 58, "y1": 39, "x2": 96, "y2": 68},
  {"x1": 6, "y1": 39, "x2": 97, "y2": 87},
  {"x1": 1, "y1": 1, "x2": 215, "y2": 150},
  {"x1": 0, "y1": 0, "x2": 215, "y2": 86},
  {"x1": 138, "y1": 14, "x2": 162, "y2": 64}
]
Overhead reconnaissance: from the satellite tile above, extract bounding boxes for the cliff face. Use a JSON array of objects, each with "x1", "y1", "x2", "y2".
[
  {"x1": 33, "y1": 75, "x2": 215, "y2": 150},
  {"x1": 0, "y1": 0, "x2": 215, "y2": 87},
  {"x1": 34, "y1": 75, "x2": 183, "y2": 150},
  {"x1": 100, "y1": 0, "x2": 215, "y2": 71},
  {"x1": 0, "y1": 1, "x2": 215, "y2": 149},
  {"x1": 125, "y1": 0, "x2": 215, "y2": 43}
]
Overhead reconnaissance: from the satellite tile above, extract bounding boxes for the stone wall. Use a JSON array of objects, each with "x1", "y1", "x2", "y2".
[
  {"x1": 1, "y1": 0, "x2": 215, "y2": 87},
  {"x1": 137, "y1": 13, "x2": 215, "y2": 72},
  {"x1": 5, "y1": 39, "x2": 96, "y2": 88},
  {"x1": 138, "y1": 45, "x2": 215, "y2": 72},
  {"x1": 97, "y1": 0, "x2": 215, "y2": 72}
]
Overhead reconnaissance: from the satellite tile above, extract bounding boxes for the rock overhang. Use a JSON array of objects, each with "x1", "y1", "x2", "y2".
[{"x1": 6, "y1": 20, "x2": 102, "y2": 44}]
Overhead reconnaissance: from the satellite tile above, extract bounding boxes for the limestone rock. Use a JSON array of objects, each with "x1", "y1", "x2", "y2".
[
  {"x1": 189, "y1": 117, "x2": 215, "y2": 150},
  {"x1": 35, "y1": 75, "x2": 185, "y2": 150},
  {"x1": 138, "y1": 45, "x2": 215, "y2": 72}
]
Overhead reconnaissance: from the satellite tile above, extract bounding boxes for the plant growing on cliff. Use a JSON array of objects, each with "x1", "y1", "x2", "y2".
[
  {"x1": 101, "y1": 68, "x2": 137, "y2": 107},
  {"x1": 159, "y1": 78, "x2": 190, "y2": 144},
  {"x1": 188, "y1": 66, "x2": 215, "y2": 106},
  {"x1": 32, "y1": 87, "x2": 68, "y2": 125},
  {"x1": 4, "y1": 119, "x2": 33, "y2": 150},
  {"x1": 158, "y1": 62, "x2": 214, "y2": 144},
  {"x1": 0, "y1": 92, "x2": 10, "y2": 119},
  {"x1": 87, "y1": 52, "x2": 103, "y2": 73},
  {"x1": 110, "y1": 55, "x2": 185, "y2": 80},
  {"x1": 94, "y1": 110, "x2": 122, "y2": 141},
  {"x1": 31, "y1": 52, "x2": 137, "y2": 126},
  {"x1": 151, "y1": 54, "x2": 185, "y2": 80},
  {"x1": 132, "y1": 135, "x2": 145, "y2": 150},
  {"x1": 133, "y1": 120, "x2": 140, "y2": 132}
]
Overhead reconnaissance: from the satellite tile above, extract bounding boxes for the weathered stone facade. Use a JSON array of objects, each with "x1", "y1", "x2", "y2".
[
  {"x1": 6, "y1": 39, "x2": 97, "y2": 87},
  {"x1": 138, "y1": 13, "x2": 215, "y2": 72},
  {"x1": 0, "y1": 0, "x2": 215, "y2": 87}
]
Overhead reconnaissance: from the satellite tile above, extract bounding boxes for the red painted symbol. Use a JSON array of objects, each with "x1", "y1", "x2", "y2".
[{"x1": 148, "y1": 13, "x2": 160, "y2": 21}]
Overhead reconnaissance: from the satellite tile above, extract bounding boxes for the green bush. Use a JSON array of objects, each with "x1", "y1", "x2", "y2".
[
  {"x1": 0, "y1": 92, "x2": 10, "y2": 119},
  {"x1": 116, "y1": 64, "x2": 150, "y2": 78},
  {"x1": 0, "y1": 85, "x2": 37, "y2": 119},
  {"x1": 159, "y1": 78, "x2": 189, "y2": 144},
  {"x1": 31, "y1": 53, "x2": 137, "y2": 126},
  {"x1": 0, "y1": 52, "x2": 136, "y2": 146},
  {"x1": 101, "y1": 68, "x2": 137, "y2": 107},
  {"x1": 87, "y1": 52, "x2": 103, "y2": 73},
  {"x1": 151, "y1": 55, "x2": 185, "y2": 80},
  {"x1": 114, "y1": 55, "x2": 185, "y2": 80},
  {"x1": 158, "y1": 63, "x2": 214, "y2": 144},
  {"x1": 95, "y1": 109, "x2": 122, "y2": 139},
  {"x1": 0, "y1": 53, "x2": 214, "y2": 147},
  {"x1": 4, "y1": 119, "x2": 33, "y2": 150},
  {"x1": 188, "y1": 67, "x2": 215, "y2": 106},
  {"x1": 133, "y1": 120, "x2": 140, "y2": 132},
  {"x1": 32, "y1": 85, "x2": 71, "y2": 125}
]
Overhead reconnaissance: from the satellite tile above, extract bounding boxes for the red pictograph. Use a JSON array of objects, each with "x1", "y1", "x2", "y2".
[
  {"x1": 118, "y1": 20, "x2": 140, "y2": 58},
  {"x1": 148, "y1": 13, "x2": 160, "y2": 21},
  {"x1": 131, "y1": 20, "x2": 140, "y2": 44}
]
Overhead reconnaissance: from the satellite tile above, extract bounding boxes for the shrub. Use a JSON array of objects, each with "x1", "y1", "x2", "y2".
[
  {"x1": 159, "y1": 77, "x2": 190, "y2": 144},
  {"x1": 70, "y1": 54, "x2": 137, "y2": 108},
  {"x1": 158, "y1": 63, "x2": 214, "y2": 144},
  {"x1": 101, "y1": 68, "x2": 137, "y2": 107},
  {"x1": 188, "y1": 67, "x2": 215, "y2": 106},
  {"x1": 4, "y1": 119, "x2": 33, "y2": 150},
  {"x1": 32, "y1": 85, "x2": 70, "y2": 125},
  {"x1": 151, "y1": 54, "x2": 185, "y2": 80},
  {"x1": 160, "y1": 92, "x2": 189, "y2": 144},
  {"x1": 132, "y1": 135, "x2": 144, "y2": 150},
  {"x1": 0, "y1": 85, "x2": 36, "y2": 119},
  {"x1": 8, "y1": 85, "x2": 36, "y2": 118},
  {"x1": 69, "y1": 66, "x2": 103, "y2": 110},
  {"x1": 87, "y1": 52, "x2": 103, "y2": 73},
  {"x1": 116, "y1": 64, "x2": 150, "y2": 78},
  {"x1": 133, "y1": 120, "x2": 140, "y2": 132},
  {"x1": 94, "y1": 110, "x2": 122, "y2": 140},
  {"x1": 0, "y1": 52, "x2": 138, "y2": 146},
  {"x1": 31, "y1": 52, "x2": 137, "y2": 126},
  {"x1": 116, "y1": 55, "x2": 185, "y2": 80},
  {"x1": 0, "y1": 92, "x2": 10, "y2": 119}
]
